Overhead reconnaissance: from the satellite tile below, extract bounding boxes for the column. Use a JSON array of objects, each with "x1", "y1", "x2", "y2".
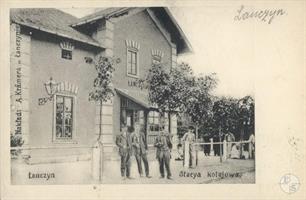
[
  {"x1": 93, "y1": 19, "x2": 115, "y2": 159},
  {"x1": 171, "y1": 43, "x2": 177, "y2": 69}
]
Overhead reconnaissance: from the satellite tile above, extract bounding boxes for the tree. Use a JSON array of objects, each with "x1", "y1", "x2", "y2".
[
  {"x1": 89, "y1": 56, "x2": 115, "y2": 141},
  {"x1": 238, "y1": 95, "x2": 255, "y2": 140},
  {"x1": 211, "y1": 96, "x2": 241, "y2": 161},
  {"x1": 145, "y1": 62, "x2": 192, "y2": 134},
  {"x1": 184, "y1": 73, "x2": 218, "y2": 141}
]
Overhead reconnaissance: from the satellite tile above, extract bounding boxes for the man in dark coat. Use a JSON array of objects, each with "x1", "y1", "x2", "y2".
[
  {"x1": 154, "y1": 130, "x2": 173, "y2": 180},
  {"x1": 131, "y1": 123, "x2": 151, "y2": 178},
  {"x1": 116, "y1": 125, "x2": 133, "y2": 180}
]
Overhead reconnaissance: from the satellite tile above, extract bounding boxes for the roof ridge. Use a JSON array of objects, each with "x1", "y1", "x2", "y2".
[{"x1": 54, "y1": 8, "x2": 80, "y2": 20}]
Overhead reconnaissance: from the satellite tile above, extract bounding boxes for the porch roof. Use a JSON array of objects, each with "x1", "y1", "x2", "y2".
[{"x1": 115, "y1": 88, "x2": 156, "y2": 110}]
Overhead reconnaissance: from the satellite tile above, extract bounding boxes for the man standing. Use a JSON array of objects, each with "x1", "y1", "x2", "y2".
[
  {"x1": 154, "y1": 129, "x2": 173, "y2": 180},
  {"x1": 131, "y1": 123, "x2": 151, "y2": 178},
  {"x1": 115, "y1": 125, "x2": 133, "y2": 180},
  {"x1": 182, "y1": 126, "x2": 196, "y2": 168}
]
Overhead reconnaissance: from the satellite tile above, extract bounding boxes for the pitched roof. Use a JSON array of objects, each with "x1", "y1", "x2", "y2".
[
  {"x1": 71, "y1": 7, "x2": 128, "y2": 27},
  {"x1": 10, "y1": 8, "x2": 104, "y2": 49},
  {"x1": 72, "y1": 7, "x2": 192, "y2": 54}
]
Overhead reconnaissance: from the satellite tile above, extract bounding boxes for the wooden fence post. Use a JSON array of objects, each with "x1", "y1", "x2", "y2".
[
  {"x1": 223, "y1": 139, "x2": 227, "y2": 161},
  {"x1": 183, "y1": 141, "x2": 190, "y2": 168},
  {"x1": 209, "y1": 138, "x2": 214, "y2": 156}
]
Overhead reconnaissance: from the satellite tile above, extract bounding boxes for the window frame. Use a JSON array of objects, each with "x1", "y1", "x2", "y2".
[
  {"x1": 148, "y1": 111, "x2": 161, "y2": 132},
  {"x1": 152, "y1": 55, "x2": 162, "y2": 64},
  {"x1": 52, "y1": 93, "x2": 77, "y2": 144},
  {"x1": 126, "y1": 47, "x2": 139, "y2": 78},
  {"x1": 61, "y1": 49, "x2": 72, "y2": 60}
]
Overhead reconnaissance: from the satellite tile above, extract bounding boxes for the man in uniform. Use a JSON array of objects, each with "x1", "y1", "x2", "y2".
[
  {"x1": 131, "y1": 123, "x2": 151, "y2": 178},
  {"x1": 116, "y1": 125, "x2": 133, "y2": 180},
  {"x1": 154, "y1": 129, "x2": 173, "y2": 180},
  {"x1": 182, "y1": 126, "x2": 196, "y2": 168}
]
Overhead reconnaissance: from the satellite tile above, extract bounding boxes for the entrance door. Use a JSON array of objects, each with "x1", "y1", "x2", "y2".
[{"x1": 126, "y1": 110, "x2": 134, "y2": 129}]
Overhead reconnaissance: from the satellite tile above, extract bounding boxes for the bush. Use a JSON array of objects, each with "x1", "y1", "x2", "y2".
[{"x1": 10, "y1": 134, "x2": 24, "y2": 158}]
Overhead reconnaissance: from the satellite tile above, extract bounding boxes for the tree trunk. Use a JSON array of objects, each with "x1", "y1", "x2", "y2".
[
  {"x1": 168, "y1": 111, "x2": 171, "y2": 134},
  {"x1": 219, "y1": 125, "x2": 222, "y2": 163},
  {"x1": 240, "y1": 123, "x2": 244, "y2": 158},
  {"x1": 195, "y1": 124, "x2": 199, "y2": 166},
  {"x1": 195, "y1": 125, "x2": 198, "y2": 142},
  {"x1": 98, "y1": 99, "x2": 102, "y2": 141}
]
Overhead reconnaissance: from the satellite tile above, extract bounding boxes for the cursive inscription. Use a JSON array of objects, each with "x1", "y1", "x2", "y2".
[{"x1": 234, "y1": 5, "x2": 285, "y2": 24}]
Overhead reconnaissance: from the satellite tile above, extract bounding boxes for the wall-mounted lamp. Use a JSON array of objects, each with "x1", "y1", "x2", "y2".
[
  {"x1": 38, "y1": 77, "x2": 59, "y2": 105},
  {"x1": 84, "y1": 56, "x2": 93, "y2": 64}
]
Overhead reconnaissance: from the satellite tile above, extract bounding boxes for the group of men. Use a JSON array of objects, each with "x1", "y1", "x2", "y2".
[{"x1": 115, "y1": 123, "x2": 174, "y2": 180}]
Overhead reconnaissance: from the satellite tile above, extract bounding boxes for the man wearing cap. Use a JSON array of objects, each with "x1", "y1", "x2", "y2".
[
  {"x1": 116, "y1": 125, "x2": 133, "y2": 180},
  {"x1": 154, "y1": 129, "x2": 173, "y2": 180},
  {"x1": 131, "y1": 123, "x2": 152, "y2": 178}
]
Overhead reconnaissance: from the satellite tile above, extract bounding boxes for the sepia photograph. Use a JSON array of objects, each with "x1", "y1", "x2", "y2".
[
  {"x1": 9, "y1": 6, "x2": 256, "y2": 185},
  {"x1": 1, "y1": 1, "x2": 305, "y2": 199}
]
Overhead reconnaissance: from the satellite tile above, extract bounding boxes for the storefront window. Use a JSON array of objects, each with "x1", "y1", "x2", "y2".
[
  {"x1": 55, "y1": 95, "x2": 74, "y2": 140},
  {"x1": 148, "y1": 111, "x2": 160, "y2": 132},
  {"x1": 139, "y1": 110, "x2": 144, "y2": 124}
]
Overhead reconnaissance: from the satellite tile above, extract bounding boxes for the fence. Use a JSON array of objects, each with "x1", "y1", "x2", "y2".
[
  {"x1": 182, "y1": 139, "x2": 255, "y2": 168},
  {"x1": 10, "y1": 139, "x2": 255, "y2": 183}
]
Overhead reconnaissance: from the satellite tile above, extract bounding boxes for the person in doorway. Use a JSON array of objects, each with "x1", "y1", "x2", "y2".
[
  {"x1": 154, "y1": 129, "x2": 173, "y2": 179},
  {"x1": 115, "y1": 124, "x2": 133, "y2": 180},
  {"x1": 182, "y1": 126, "x2": 196, "y2": 168},
  {"x1": 131, "y1": 123, "x2": 152, "y2": 178}
]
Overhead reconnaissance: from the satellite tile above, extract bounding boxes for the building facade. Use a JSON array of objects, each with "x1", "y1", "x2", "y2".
[{"x1": 10, "y1": 7, "x2": 192, "y2": 163}]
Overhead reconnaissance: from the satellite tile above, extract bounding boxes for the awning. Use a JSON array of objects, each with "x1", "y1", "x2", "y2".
[{"x1": 115, "y1": 88, "x2": 156, "y2": 110}]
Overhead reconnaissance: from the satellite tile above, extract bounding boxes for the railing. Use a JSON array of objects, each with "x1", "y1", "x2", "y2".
[{"x1": 182, "y1": 139, "x2": 255, "y2": 167}]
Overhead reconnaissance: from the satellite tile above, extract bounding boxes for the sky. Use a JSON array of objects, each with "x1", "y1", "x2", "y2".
[{"x1": 60, "y1": 6, "x2": 254, "y2": 98}]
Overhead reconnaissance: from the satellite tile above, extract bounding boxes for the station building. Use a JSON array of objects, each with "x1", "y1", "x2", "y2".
[{"x1": 10, "y1": 7, "x2": 192, "y2": 163}]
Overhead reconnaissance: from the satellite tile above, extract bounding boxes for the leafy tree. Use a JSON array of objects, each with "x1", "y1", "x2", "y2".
[
  {"x1": 238, "y1": 95, "x2": 255, "y2": 140},
  {"x1": 145, "y1": 62, "x2": 192, "y2": 133},
  {"x1": 183, "y1": 73, "x2": 218, "y2": 140},
  {"x1": 89, "y1": 56, "x2": 115, "y2": 141}
]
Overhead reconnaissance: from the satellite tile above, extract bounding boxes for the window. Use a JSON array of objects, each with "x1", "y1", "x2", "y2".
[
  {"x1": 55, "y1": 95, "x2": 74, "y2": 140},
  {"x1": 148, "y1": 111, "x2": 160, "y2": 132},
  {"x1": 62, "y1": 49, "x2": 72, "y2": 60},
  {"x1": 127, "y1": 49, "x2": 138, "y2": 76}
]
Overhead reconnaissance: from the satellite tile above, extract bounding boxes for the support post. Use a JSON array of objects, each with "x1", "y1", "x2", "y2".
[
  {"x1": 183, "y1": 141, "x2": 190, "y2": 168},
  {"x1": 209, "y1": 138, "x2": 214, "y2": 156},
  {"x1": 223, "y1": 139, "x2": 227, "y2": 161},
  {"x1": 92, "y1": 141, "x2": 103, "y2": 182}
]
